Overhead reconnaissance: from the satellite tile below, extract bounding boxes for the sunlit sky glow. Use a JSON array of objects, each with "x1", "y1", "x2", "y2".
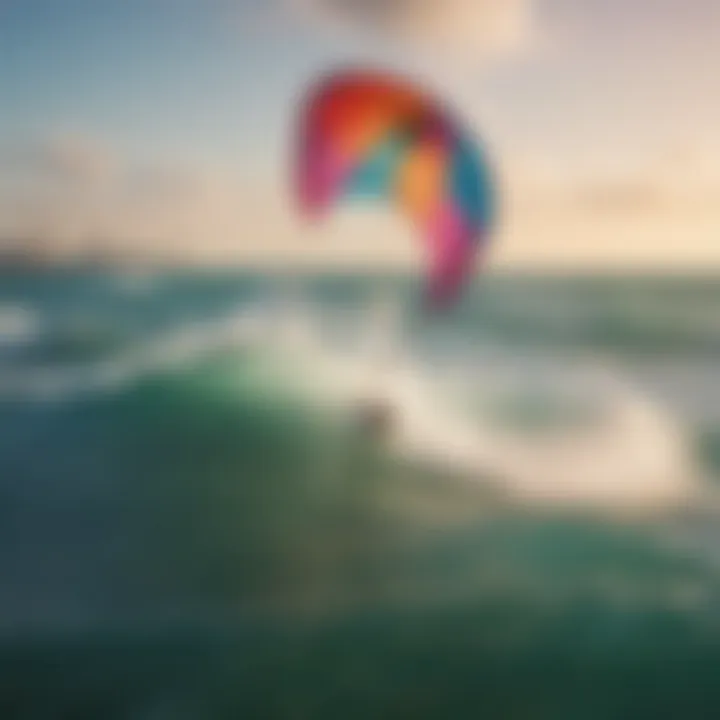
[{"x1": 1, "y1": 0, "x2": 718, "y2": 269}]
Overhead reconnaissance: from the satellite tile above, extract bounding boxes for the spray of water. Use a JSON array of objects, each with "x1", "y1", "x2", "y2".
[{"x1": 0, "y1": 294, "x2": 705, "y2": 513}]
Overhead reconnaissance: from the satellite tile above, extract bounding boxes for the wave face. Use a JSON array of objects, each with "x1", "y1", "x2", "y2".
[{"x1": 2, "y1": 270, "x2": 720, "y2": 717}]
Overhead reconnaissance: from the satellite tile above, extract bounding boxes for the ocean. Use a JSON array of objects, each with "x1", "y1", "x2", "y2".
[{"x1": 1, "y1": 268, "x2": 720, "y2": 718}]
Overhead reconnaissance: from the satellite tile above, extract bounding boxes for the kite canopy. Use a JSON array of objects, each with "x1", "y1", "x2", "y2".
[{"x1": 294, "y1": 68, "x2": 496, "y2": 308}]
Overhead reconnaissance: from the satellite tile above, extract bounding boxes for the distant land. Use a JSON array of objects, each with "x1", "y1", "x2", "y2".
[
  {"x1": 0, "y1": 240, "x2": 189, "y2": 272},
  {"x1": 2, "y1": 238, "x2": 720, "y2": 278}
]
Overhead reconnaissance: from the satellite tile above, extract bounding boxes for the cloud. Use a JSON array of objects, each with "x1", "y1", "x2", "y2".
[
  {"x1": 0, "y1": 135, "x2": 267, "y2": 263},
  {"x1": 38, "y1": 135, "x2": 119, "y2": 184},
  {"x1": 0, "y1": 133, "x2": 328, "y2": 266},
  {"x1": 3, "y1": 131, "x2": 720, "y2": 270},
  {"x1": 572, "y1": 182, "x2": 666, "y2": 217},
  {"x1": 288, "y1": 0, "x2": 535, "y2": 63},
  {"x1": 0, "y1": 134, "x2": 117, "y2": 188}
]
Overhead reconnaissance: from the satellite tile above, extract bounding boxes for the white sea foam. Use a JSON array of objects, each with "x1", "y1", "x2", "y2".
[
  {"x1": 259, "y1": 299, "x2": 705, "y2": 513},
  {"x1": 0, "y1": 304, "x2": 40, "y2": 346},
  {"x1": 0, "y1": 298, "x2": 707, "y2": 513},
  {"x1": 0, "y1": 305, "x2": 270, "y2": 402}
]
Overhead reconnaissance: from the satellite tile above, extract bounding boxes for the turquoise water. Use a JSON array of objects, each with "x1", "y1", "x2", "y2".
[{"x1": 1, "y1": 269, "x2": 720, "y2": 718}]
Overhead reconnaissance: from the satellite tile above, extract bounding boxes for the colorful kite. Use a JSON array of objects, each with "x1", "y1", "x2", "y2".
[{"x1": 294, "y1": 68, "x2": 497, "y2": 308}]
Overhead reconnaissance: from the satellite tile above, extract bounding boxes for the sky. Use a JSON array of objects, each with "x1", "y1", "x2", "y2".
[{"x1": 0, "y1": 0, "x2": 718, "y2": 269}]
